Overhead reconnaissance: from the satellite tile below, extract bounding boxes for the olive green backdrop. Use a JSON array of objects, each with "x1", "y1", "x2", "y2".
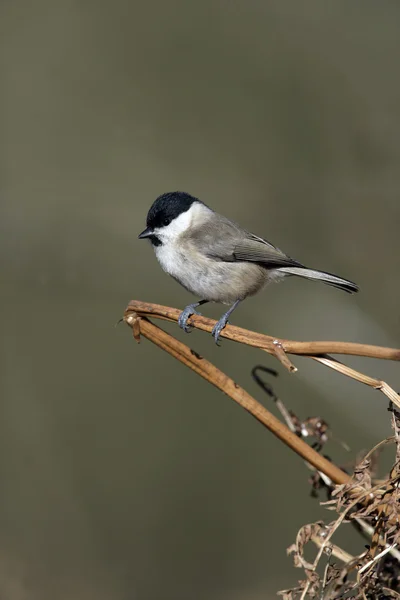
[{"x1": 1, "y1": 2, "x2": 400, "y2": 598}]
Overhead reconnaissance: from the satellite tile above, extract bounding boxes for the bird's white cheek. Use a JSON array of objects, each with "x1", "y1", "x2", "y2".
[{"x1": 156, "y1": 210, "x2": 193, "y2": 242}]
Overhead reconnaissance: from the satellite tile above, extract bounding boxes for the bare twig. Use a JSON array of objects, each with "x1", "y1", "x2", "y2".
[
  {"x1": 125, "y1": 300, "x2": 400, "y2": 360},
  {"x1": 125, "y1": 300, "x2": 400, "y2": 408},
  {"x1": 124, "y1": 300, "x2": 400, "y2": 597},
  {"x1": 358, "y1": 543, "x2": 398, "y2": 576},
  {"x1": 124, "y1": 311, "x2": 350, "y2": 486},
  {"x1": 311, "y1": 535, "x2": 354, "y2": 564},
  {"x1": 272, "y1": 339, "x2": 298, "y2": 373}
]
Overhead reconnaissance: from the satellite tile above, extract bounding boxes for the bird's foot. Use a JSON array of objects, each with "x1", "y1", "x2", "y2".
[
  {"x1": 211, "y1": 315, "x2": 230, "y2": 345},
  {"x1": 178, "y1": 304, "x2": 202, "y2": 333}
]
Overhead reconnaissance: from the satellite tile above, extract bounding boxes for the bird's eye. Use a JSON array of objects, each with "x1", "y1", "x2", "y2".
[{"x1": 162, "y1": 218, "x2": 170, "y2": 226}]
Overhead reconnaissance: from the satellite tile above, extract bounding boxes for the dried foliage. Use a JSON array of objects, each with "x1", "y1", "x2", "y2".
[{"x1": 266, "y1": 380, "x2": 400, "y2": 600}]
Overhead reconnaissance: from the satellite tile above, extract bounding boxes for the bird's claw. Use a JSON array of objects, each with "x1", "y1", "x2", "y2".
[
  {"x1": 211, "y1": 317, "x2": 229, "y2": 345},
  {"x1": 178, "y1": 306, "x2": 202, "y2": 333}
]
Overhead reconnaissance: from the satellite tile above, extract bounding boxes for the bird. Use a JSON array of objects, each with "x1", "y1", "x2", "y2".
[{"x1": 138, "y1": 191, "x2": 359, "y2": 344}]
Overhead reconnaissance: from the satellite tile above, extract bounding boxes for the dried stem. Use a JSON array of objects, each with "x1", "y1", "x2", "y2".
[
  {"x1": 125, "y1": 300, "x2": 400, "y2": 408},
  {"x1": 124, "y1": 310, "x2": 350, "y2": 485},
  {"x1": 124, "y1": 300, "x2": 400, "y2": 490},
  {"x1": 125, "y1": 300, "x2": 400, "y2": 360},
  {"x1": 125, "y1": 301, "x2": 400, "y2": 596},
  {"x1": 311, "y1": 535, "x2": 354, "y2": 564}
]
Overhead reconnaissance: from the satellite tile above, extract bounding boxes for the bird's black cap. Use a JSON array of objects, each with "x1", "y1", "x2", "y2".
[{"x1": 146, "y1": 191, "x2": 201, "y2": 230}]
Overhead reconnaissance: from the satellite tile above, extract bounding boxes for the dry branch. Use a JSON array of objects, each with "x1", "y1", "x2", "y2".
[
  {"x1": 124, "y1": 311, "x2": 350, "y2": 485},
  {"x1": 124, "y1": 300, "x2": 400, "y2": 598},
  {"x1": 125, "y1": 300, "x2": 400, "y2": 360},
  {"x1": 125, "y1": 300, "x2": 400, "y2": 407}
]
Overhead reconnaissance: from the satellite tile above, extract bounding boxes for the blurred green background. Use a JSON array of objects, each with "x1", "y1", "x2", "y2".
[{"x1": 1, "y1": 1, "x2": 400, "y2": 598}]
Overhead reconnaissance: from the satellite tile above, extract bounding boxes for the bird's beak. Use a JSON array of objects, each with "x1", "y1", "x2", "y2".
[{"x1": 138, "y1": 227, "x2": 153, "y2": 239}]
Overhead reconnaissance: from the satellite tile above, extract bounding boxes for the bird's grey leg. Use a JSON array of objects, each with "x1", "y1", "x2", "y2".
[
  {"x1": 178, "y1": 299, "x2": 209, "y2": 333},
  {"x1": 211, "y1": 299, "x2": 241, "y2": 345}
]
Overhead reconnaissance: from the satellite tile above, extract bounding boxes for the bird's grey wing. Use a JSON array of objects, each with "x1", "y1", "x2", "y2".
[
  {"x1": 191, "y1": 218, "x2": 302, "y2": 268},
  {"x1": 232, "y1": 233, "x2": 303, "y2": 268}
]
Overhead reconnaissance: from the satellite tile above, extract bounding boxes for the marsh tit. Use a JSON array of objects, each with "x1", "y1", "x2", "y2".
[{"x1": 139, "y1": 192, "x2": 358, "y2": 344}]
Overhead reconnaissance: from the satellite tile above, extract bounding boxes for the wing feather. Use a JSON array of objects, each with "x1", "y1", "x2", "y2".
[
  {"x1": 189, "y1": 216, "x2": 302, "y2": 268},
  {"x1": 233, "y1": 234, "x2": 302, "y2": 268}
]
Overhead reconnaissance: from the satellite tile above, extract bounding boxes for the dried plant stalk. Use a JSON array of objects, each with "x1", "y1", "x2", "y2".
[
  {"x1": 124, "y1": 311, "x2": 350, "y2": 485},
  {"x1": 125, "y1": 301, "x2": 400, "y2": 360},
  {"x1": 125, "y1": 300, "x2": 400, "y2": 407},
  {"x1": 124, "y1": 300, "x2": 400, "y2": 598}
]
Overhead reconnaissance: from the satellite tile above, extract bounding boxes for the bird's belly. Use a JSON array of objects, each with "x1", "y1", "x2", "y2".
[{"x1": 155, "y1": 245, "x2": 267, "y2": 304}]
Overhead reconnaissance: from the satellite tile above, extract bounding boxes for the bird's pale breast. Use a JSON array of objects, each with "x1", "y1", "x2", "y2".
[{"x1": 155, "y1": 239, "x2": 269, "y2": 304}]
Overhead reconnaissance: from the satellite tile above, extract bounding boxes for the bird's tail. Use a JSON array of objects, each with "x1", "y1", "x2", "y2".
[{"x1": 278, "y1": 267, "x2": 359, "y2": 294}]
